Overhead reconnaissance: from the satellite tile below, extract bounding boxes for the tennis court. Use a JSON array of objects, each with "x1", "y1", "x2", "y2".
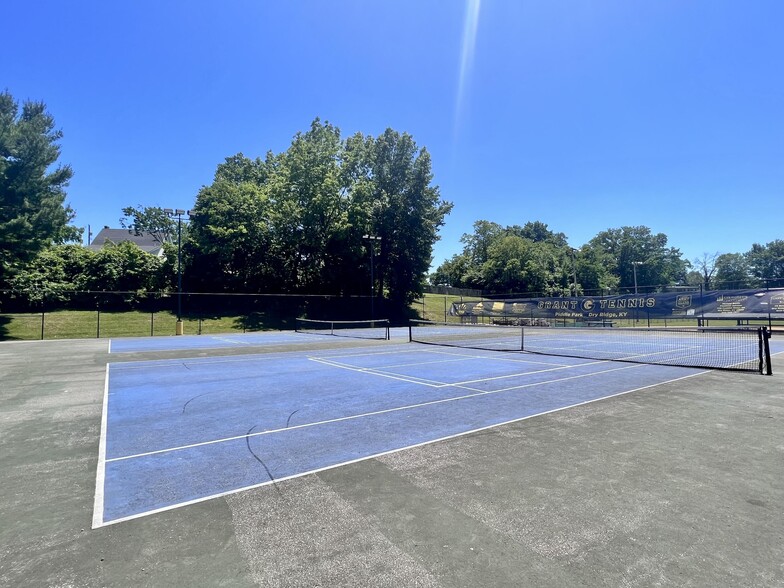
[
  {"x1": 95, "y1": 344, "x2": 704, "y2": 526},
  {"x1": 3, "y1": 326, "x2": 784, "y2": 586},
  {"x1": 108, "y1": 322, "x2": 407, "y2": 354}
]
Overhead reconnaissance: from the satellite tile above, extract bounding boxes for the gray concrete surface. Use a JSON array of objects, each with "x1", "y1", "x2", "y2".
[{"x1": 1, "y1": 337, "x2": 782, "y2": 587}]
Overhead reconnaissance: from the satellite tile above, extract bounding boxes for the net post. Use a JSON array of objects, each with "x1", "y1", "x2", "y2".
[
  {"x1": 761, "y1": 327, "x2": 773, "y2": 375},
  {"x1": 520, "y1": 326, "x2": 524, "y2": 351},
  {"x1": 408, "y1": 323, "x2": 413, "y2": 343}
]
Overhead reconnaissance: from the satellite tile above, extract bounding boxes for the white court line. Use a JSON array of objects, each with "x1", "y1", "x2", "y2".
[
  {"x1": 325, "y1": 344, "x2": 584, "y2": 368},
  {"x1": 91, "y1": 364, "x2": 111, "y2": 529},
  {"x1": 308, "y1": 347, "x2": 425, "y2": 360},
  {"x1": 308, "y1": 357, "x2": 449, "y2": 387},
  {"x1": 331, "y1": 356, "x2": 484, "y2": 370},
  {"x1": 211, "y1": 336, "x2": 251, "y2": 345},
  {"x1": 413, "y1": 346, "x2": 577, "y2": 366},
  {"x1": 446, "y1": 360, "x2": 611, "y2": 387},
  {"x1": 105, "y1": 361, "x2": 646, "y2": 464},
  {"x1": 94, "y1": 369, "x2": 707, "y2": 528},
  {"x1": 315, "y1": 351, "x2": 613, "y2": 388}
]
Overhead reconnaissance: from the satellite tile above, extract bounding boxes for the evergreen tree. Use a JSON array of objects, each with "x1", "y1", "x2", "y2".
[{"x1": 0, "y1": 91, "x2": 81, "y2": 286}]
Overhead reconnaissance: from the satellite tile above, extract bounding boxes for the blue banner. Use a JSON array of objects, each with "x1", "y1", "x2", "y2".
[{"x1": 450, "y1": 289, "x2": 784, "y2": 321}]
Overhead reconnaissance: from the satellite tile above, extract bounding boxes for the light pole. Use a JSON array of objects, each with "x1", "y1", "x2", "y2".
[
  {"x1": 362, "y1": 234, "x2": 381, "y2": 320},
  {"x1": 632, "y1": 261, "x2": 643, "y2": 295},
  {"x1": 570, "y1": 247, "x2": 579, "y2": 296},
  {"x1": 164, "y1": 208, "x2": 191, "y2": 335}
]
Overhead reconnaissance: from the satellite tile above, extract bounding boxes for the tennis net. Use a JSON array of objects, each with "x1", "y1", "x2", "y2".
[
  {"x1": 296, "y1": 318, "x2": 390, "y2": 341},
  {"x1": 408, "y1": 320, "x2": 772, "y2": 374}
]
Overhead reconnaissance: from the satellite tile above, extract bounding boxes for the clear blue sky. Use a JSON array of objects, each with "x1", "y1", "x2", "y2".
[{"x1": 5, "y1": 0, "x2": 782, "y2": 270}]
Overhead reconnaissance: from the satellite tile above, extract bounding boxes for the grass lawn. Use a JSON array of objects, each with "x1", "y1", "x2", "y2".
[
  {"x1": 411, "y1": 294, "x2": 483, "y2": 323},
  {"x1": 0, "y1": 310, "x2": 257, "y2": 340}
]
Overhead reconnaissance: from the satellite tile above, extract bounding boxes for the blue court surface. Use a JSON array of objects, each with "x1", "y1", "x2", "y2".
[
  {"x1": 108, "y1": 327, "x2": 410, "y2": 353},
  {"x1": 93, "y1": 341, "x2": 708, "y2": 527}
]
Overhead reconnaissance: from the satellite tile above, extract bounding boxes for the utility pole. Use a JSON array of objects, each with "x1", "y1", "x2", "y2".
[
  {"x1": 363, "y1": 234, "x2": 381, "y2": 320},
  {"x1": 164, "y1": 209, "x2": 191, "y2": 335},
  {"x1": 632, "y1": 261, "x2": 644, "y2": 295}
]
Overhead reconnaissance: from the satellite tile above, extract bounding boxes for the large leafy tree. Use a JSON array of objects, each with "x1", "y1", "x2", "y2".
[
  {"x1": 746, "y1": 240, "x2": 784, "y2": 285},
  {"x1": 187, "y1": 180, "x2": 275, "y2": 292},
  {"x1": 359, "y1": 128, "x2": 452, "y2": 306},
  {"x1": 714, "y1": 253, "x2": 753, "y2": 288},
  {"x1": 572, "y1": 244, "x2": 619, "y2": 294},
  {"x1": 0, "y1": 91, "x2": 81, "y2": 286},
  {"x1": 276, "y1": 120, "x2": 349, "y2": 293},
  {"x1": 187, "y1": 119, "x2": 452, "y2": 309},
  {"x1": 588, "y1": 226, "x2": 688, "y2": 291},
  {"x1": 434, "y1": 220, "x2": 581, "y2": 295}
]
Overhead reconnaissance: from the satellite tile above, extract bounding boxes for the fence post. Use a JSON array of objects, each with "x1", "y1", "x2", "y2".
[
  {"x1": 151, "y1": 311, "x2": 154, "y2": 337},
  {"x1": 41, "y1": 310, "x2": 45, "y2": 340}
]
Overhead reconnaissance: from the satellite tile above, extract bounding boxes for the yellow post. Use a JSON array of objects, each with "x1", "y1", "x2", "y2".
[{"x1": 176, "y1": 320, "x2": 184, "y2": 336}]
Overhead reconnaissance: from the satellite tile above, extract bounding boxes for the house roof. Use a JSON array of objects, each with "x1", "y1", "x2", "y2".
[{"x1": 88, "y1": 228, "x2": 165, "y2": 256}]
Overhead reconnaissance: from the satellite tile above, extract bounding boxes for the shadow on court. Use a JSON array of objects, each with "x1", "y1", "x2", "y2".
[{"x1": 1, "y1": 334, "x2": 782, "y2": 587}]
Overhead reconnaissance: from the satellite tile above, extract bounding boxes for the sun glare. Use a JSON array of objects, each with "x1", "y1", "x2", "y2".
[{"x1": 455, "y1": 0, "x2": 481, "y2": 139}]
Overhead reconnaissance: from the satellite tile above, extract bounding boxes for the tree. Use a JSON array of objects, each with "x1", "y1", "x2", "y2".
[
  {"x1": 187, "y1": 180, "x2": 275, "y2": 292},
  {"x1": 460, "y1": 220, "x2": 505, "y2": 267},
  {"x1": 518, "y1": 221, "x2": 568, "y2": 247},
  {"x1": 588, "y1": 226, "x2": 688, "y2": 291},
  {"x1": 714, "y1": 253, "x2": 753, "y2": 288},
  {"x1": 186, "y1": 119, "x2": 452, "y2": 310},
  {"x1": 8, "y1": 242, "x2": 166, "y2": 305},
  {"x1": 363, "y1": 128, "x2": 453, "y2": 306},
  {"x1": 430, "y1": 253, "x2": 472, "y2": 288},
  {"x1": 691, "y1": 252, "x2": 720, "y2": 288},
  {"x1": 746, "y1": 240, "x2": 784, "y2": 285},
  {"x1": 0, "y1": 91, "x2": 81, "y2": 286},
  {"x1": 84, "y1": 241, "x2": 165, "y2": 293},
  {"x1": 120, "y1": 205, "x2": 177, "y2": 245},
  {"x1": 683, "y1": 270, "x2": 705, "y2": 287},
  {"x1": 572, "y1": 244, "x2": 619, "y2": 294},
  {"x1": 275, "y1": 120, "x2": 348, "y2": 293},
  {"x1": 8, "y1": 244, "x2": 92, "y2": 303},
  {"x1": 433, "y1": 220, "x2": 578, "y2": 295}
]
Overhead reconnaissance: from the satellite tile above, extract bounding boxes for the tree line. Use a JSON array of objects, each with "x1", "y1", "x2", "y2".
[
  {"x1": 432, "y1": 221, "x2": 784, "y2": 295},
  {"x1": 1, "y1": 92, "x2": 453, "y2": 312},
  {"x1": 1, "y1": 90, "x2": 782, "y2": 316}
]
